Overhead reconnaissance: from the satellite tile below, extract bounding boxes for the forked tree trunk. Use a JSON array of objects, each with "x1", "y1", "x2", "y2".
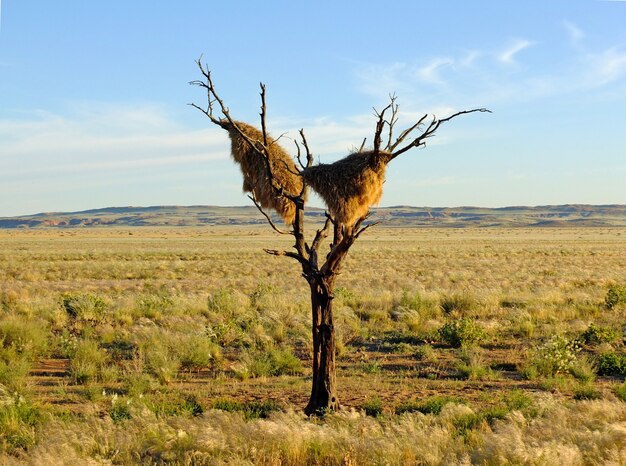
[{"x1": 304, "y1": 276, "x2": 339, "y2": 415}]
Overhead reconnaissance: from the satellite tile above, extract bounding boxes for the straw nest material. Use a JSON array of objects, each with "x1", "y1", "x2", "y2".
[
  {"x1": 302, "y1": 150, "x2": 391, "y2": 226},
  {"x1": 222, "y1": 121, "x2": 303, "y2": 225}
]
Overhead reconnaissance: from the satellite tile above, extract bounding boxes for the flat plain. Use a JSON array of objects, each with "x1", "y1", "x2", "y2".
[{"x1": 2, "y1": 225, "x2": 626, "y2": 464}]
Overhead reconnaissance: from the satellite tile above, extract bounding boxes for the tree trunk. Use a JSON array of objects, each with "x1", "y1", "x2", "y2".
[{"x1": 304, "y1": 277, "x2": 339, "y2": 415}]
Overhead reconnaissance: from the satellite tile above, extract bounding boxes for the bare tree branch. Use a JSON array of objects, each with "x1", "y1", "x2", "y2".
[
  {"x1": 259, "y1": 83, "x2": 269, "y2": 148},
  {"x1": 264, "y1": 248, "x2": 309, "y2": 266},
  {"x1": 357, "y1": 137, "x2": 367, "y2": 153},
  {"x1": 355, "y1": 221, "x2": 379, "y2": 238},
  {"x1": 388, "y1": 113, "x2": 429, "y2": 152},
  {"x1": 372, "y1": 102, "x2": 393, "y2": 153},
  {"x1": 299, "y1": 129, "x2": 314, "y2": 168},
  {"x1": 385, "y1": 94, "x2": 399, "y2": 152},
  {"x1": 389, "y1": 108, "x2": 491, "y2": 160},
  {"x1": 248, "y1": 194, "x2": 291, "y2": 235}
]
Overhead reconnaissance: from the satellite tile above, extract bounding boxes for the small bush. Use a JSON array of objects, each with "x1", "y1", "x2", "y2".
[
  {"x1": 145, "y1": 392, "x2": 204, "y2": 418},
  {"x1": 143, "y1": 344, "x2": 182, "y2": 385},
  {"x1": 456, "y1": 349, "x2": 497, "y2": 381},
  {"x1": 452, "y1": 412, "x2": 484, "y2": 437},
  {"x1": 503, "y1": 390, "x2": 534, "y2": 411},
  {"x1": 613, "y1": 382, "x2": 626, "y2": 402},
  {"x1": 0, "y1": 317, "x2": 48, "y2": 359},
  {"x1": 207, "y1": 288, "x2": 245, "y2": 317},
  {"x1": 438, "y1": 318, "x2": 485, "y2": 348},
  {"x1": 0, "y1": 387, "x2": 43, "y2": 454},
  {"x1": 70, "y1": 340, "x2": 112, "y2": 384},
  {"x1": 138, "y1": 293, "x2": 174, "y2": 319},
  {"x1": 573, "y1": 385, "x2": 602, "y2": 400},
  {"x1": 569, "y1": 355, "x2": 597, "y2": 383},
  {"x1": 0, "y1": 348, "x2": 32, "y2": 392},
  {"x1": 580, "y1": 324, "x2": 618, "y2": 345},
  {"x1": 109, "y1": 397, "x2": 132, "y2": 422},
  {"x1": 527, "y1": 335, "x2": 581, "y2": 377},
  {"x1": 212, "y1": 398, "x2": 279, "y2": 420},
  {"x1": 62, "y1": 293, "x2": 108, "y2": 323},
  {"x1": 605, "y1": 285, "x2": 626, "y2": 309},
  {"x1": 178, "y1": 335, "x2": 222, "y2": 371},
  {"x1": 395, "y1": 396, "x2": 459, "y2": 415},
  {"x1": 596, "y1": 352, "x2": 626, "y2": 376},
  {"x1": 362, "y1": 397, "x2": 383, "y2": 417},
  {"x1": 240, "y1": 348, "x2": 303, "y2": 378}
]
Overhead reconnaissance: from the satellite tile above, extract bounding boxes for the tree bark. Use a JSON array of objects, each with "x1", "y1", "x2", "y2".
[{"x1": 304, "y1": 277, "x2": 339, "y2": 415}]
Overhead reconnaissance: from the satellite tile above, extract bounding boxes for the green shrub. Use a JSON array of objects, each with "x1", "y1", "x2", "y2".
[
  {"x1": 0, "y1": 317, "x2": 48, "y2": 359},
  {"x1": 207, "y1": 288, "x2": 243, "y2": 316},
  {"x1": 143, "y1": 344, "x2": 182, "y2": 385},
  {"x1": 62, "y1": 293, "x2": 108, "y2": 323},
  {"x1": 580, "y1": 324, "x2": 618, "y2": 345},
  {"x1": 596, "y1": 352, "x2": 626, "y2": 376},
  {"x1": 452, "y1": 412, "x2": 484, "y2": 437},
  {"x1": 0, "y1": 347, "x2": 32, "y2": 392},
  {"x1": 138, "y1": 293, "x2": 174, "y2": 319},
  {"x1": 613, "y1": 382, "x2": 626, "y2": 402},
  {"x1": 109, "y1": 398, "x2": 132, "y2": 422},
  {"x1": 569, "y1": 355, "x2": 597, "y2": 383},
  {"x1": 605, "y1": 285, "x2": 626, "y2": 309},
  {"x1": 503, "y1": 390, "x2": 534, "y2": 411},
  {"x1": 528, "y1": 335, "x2": 581, "y2": 377},
  {"x1": 240, "y1": 348, "x2": 303, "y2": 378},
  {"x1": 362, "y1": 397, "x2": 383, "y2": 417},
  {"x1": 395, "y1": 396, "x2": 459, "y2": 415},
  {"x1": 69, "y1": 339, "x2": 109, "y2": 384},
  {"x1": 145, "y1": 392, "x2": 204, "y2": 418},
  {"x1": 438, "y1": 318, "x2": 485, "y2": 348},
  {"x1": 212, "y1": 398, "x2": 279, "y2": 420},
  {"x1": 456, "y1": 349, "x2": 497, "y2": 381},
  {"x1": 178, "y1": 335, "x2": 222, "y2": 371},
  {"x1": 0, "y1": 388, "x2": 43, "y2": 454},
  {"x1": 573, "y1": 385, "x2": 602, "y2": 400}
]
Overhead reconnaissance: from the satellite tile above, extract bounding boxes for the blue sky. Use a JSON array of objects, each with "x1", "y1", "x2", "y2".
[{"x1": 1, "y1": 1, "x2": 625, "y2": 216}]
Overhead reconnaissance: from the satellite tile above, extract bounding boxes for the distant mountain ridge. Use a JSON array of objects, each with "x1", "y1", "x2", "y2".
[{"x1": 1, "y1": 204, "x2": 625, "y2": 228}]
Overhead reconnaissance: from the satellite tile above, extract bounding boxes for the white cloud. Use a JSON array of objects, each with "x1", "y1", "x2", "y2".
[
  {"x1": 417, "y1": 57, "x2": 454, "y2": 84},
  {"x1": 0, "y1": 105, "x2": 228, "y2": 179},
  {"x1": 592, "y1": 47, "x2": 626, "y2": 84},
  {"x1": 564, "y1": 20, "x2": 584, "y2": 45},
  {"x1": 460, "y1": 50, "x2": 481, "y2": 67},
  {"x1": 498, "y1": 39, "x2": 533, "y2": 64}
]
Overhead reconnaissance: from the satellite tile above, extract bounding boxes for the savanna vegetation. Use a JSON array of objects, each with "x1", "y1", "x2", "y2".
[{"x1": 1, "y1": 226, "x2": 626, "y2": 465}]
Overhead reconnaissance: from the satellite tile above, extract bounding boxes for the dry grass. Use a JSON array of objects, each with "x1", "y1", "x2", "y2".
[
  {"x1": 1, "y1": 226, "x2": 626, "y2": 463},
  {"x1": 6, "y1": 399, "x2": 626, "y2": 465}
]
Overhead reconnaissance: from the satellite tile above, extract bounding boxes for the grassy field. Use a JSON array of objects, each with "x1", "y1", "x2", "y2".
[{"x1": 2, "y1": 226, "x2": 626, "y2": 464}]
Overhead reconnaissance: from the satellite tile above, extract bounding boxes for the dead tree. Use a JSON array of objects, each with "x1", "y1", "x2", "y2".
[{"x1": 191, "y1": 61, "x2": 490, "y2": 415}]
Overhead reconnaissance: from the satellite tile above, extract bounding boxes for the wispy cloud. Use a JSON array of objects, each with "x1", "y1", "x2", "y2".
[
  {"x1": 498, "y1": 39, "x2": 533, "y2": 65},
  {"x1": 0, "y1": 105, "x2": 228, "y2": 179},
  {"x1": 563, "y1": 20, "x2": 584, "y2": 45},
  {"x1": 417, "y1": 58, "x2": 454, "y2": 84},
  {"x1": 592, "y1": 47, "x2": 626, "y2": 84}
]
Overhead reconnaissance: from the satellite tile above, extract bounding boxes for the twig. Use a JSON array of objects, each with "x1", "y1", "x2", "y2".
[{"x1": 248, "y1": 194, "x2": 291, "y2": 235}]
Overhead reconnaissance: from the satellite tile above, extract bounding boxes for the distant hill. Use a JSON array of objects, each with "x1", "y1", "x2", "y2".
[{"x1": 1, "y1": 204, "x2": 625, "y2": 228}]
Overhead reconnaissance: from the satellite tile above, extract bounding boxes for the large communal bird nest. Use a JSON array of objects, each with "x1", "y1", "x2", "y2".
[
  {"x1": 222, "y1": 120, "x2": 304, "y2": 225},
  {"x1": 302, "y1": 150, "x2": 392, "y2": 227}
]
